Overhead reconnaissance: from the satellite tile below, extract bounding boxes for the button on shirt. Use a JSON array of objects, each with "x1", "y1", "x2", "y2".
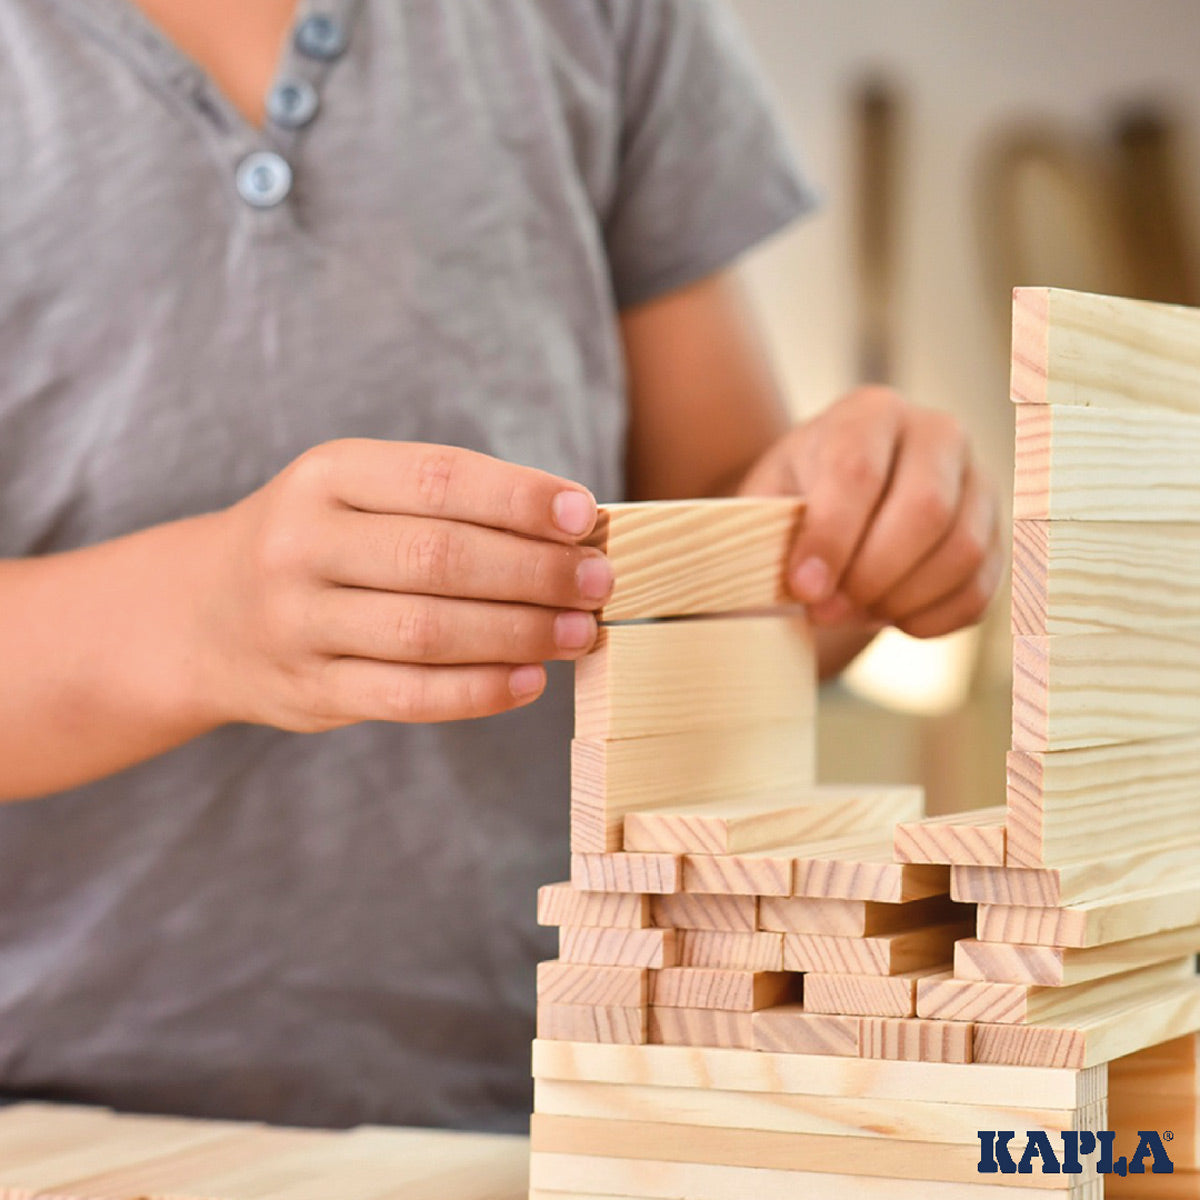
[{"x1": 0, "y1": 0, "x2": 814, "y2": 1132}]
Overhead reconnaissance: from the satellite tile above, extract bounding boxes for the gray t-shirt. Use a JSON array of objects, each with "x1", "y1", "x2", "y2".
[{"x1": 0, "y1": 0, "x2": 813, "y2": 1131}]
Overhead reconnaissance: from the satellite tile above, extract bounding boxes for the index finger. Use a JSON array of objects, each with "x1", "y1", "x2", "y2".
[{"x1": 312, "y1": 439, "x2": 598, "y2": 543}]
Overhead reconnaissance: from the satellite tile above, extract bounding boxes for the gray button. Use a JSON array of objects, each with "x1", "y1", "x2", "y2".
[
  {"x1": 266, "y1": 79, "x2": 319, "y2": 128},
  {"x1": 236, "y1": 151, "x2": 293, "y2": 208},
  {"x1": 294, "y1": 13, "x2": 347, "y2": 60}
]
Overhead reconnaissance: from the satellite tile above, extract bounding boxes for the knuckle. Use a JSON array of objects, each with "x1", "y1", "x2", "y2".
[
  {"x1": 287, "y1": 441, "x2": 339, "y2": 497},
  {"x1": 953, "y1": 527, "x2": 989, "y2": 575},
  {"x1": 393, "y1": 601, "x2": 443, "y2": 660},
  {"x1": 910, "y1": 483, "x2": 954, "y2": 530},
  {"x1": 382, "y1": 674, "x2": 422, "y2": 722},
  {"x1": 829, "y1": 446, "x2": 883, "y2": 491},
  {"x1": 464, "y1": 670, "x2": 504, "y2": 718},
  {"x1": 255, "y1": 518, "x2": 309, "y2": 579},
  {"x1": 405, "y1": 525, "x2": 455, "y2": 590},
  {"x1": 414, "y1": 448, "x2": 457, "y2": 514}
]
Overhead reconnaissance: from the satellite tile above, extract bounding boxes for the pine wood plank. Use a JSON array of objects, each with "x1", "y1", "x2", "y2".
[
  {"x1": 791, "y1": 836, "x2": 950, "y2": 902},
  {"x1": 752, "y1": 1005, "x2": 861, "y2": 1056},
  {"x1": 538, "y1": 1003, "x2": 648, "y2": 1045},
  {"x1": 892, "y1": 806, "x2": 1007, "y2": 866},
  {"x1": 803, "y1": 966, "x2": 950, "y2": 1018},
  {"x1": 954, "y1": 923, "x2": 1200, "y2": 986},
  {"x1": 537, "y1": 883, "x2": 650, "y2": 929},
  {"x1": 571, "y1": 723, "x2": 814, "y2": 852},
  {"x1": 537, "y1": 962, "x2": 650, "y2": 1007},
  {"x1": 648, "y1": 1006, "x2": 754, "y2": 1049},
  {"x1": 575, "y1": 614, "x2": 814, "y2": 740},
  {"x1": 648, "y1": 969, "x2": 798, "y2": 1012},
  {"x1": 649, "y1": 892, "x2": 757, "y2": 933},
  {"x1": 558, "y1": 927, "x2": 677, "y2": 969},
  {"x1": 860, "y1": 1017, "x2": 973, "y2": 1063},
  {"x1": 585, "y1": 499, "x2": 804, "y2": 621},
  {"x1": 675, "y1": 930, "x2": 784, "y2": 971},
  {"x1": 758, "y1": 893, "x2": 960, "y2": 937},
  {"x1": 1013, "y1": 402, "x2": 1200, "y2": 522},
  {"x1": 624, "y1": 785, "x2": 921, "y2": 855},
  {"x1": 571, "y1": 852, "x2": 681, "y2": 895},
  {"x1": 783, "y1": 920, "x2": 971, "y2": 976},
  {"x1": 682, "y1": 848, "x2": 794, "y2": 897},
  {"x1": 1011, "y1": 519, "x2": 1200, "y2": 636}
]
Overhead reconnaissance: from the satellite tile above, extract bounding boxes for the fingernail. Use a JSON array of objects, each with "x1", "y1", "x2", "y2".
[
  {"x1": 554, "y1": 611, "x2": 596, "y2": 651},
  {"x1": 810, "y1": 593, "x2": 854, "y2": 626},
  {"x1": 552, "y1": 490, "x2": 596, "y2": 537},
  {"x1": 791, "y1": 556, "x2": 831, "y2": 602},
  {"x1": 576, "y1": 556, "x2": 614, "y2": 602},
  {"x1": 509, "y1": 664, "x2": 546, "y2": 699}
]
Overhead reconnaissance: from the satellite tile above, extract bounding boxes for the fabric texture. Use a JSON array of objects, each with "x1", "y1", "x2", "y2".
[{"x1": 0, "y1": 0, "x2": 814, "y2": 1131}]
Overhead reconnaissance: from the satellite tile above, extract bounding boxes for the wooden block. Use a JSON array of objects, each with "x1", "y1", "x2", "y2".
[
  {"x1": 752, "y1": 1005, "x2": 860, "y2": 1056},
  {"x1": 537, "y1": 1003, "x2": 648, "y2": 1045},
  {"x1": 575, "y1": 613, "x2": 814, "y2": 740},
  {"x1": 1012, "y1": 519, "x2": 1200, "y2": 636},
  {"x1": 803, "y1": 966, "x2": 949, "y2": 1018},
  {"x1": 530, "y1": 1040, "x2": 1106, "y2": 1108},
  {"x1": 626, "y1": 785, "x2": 921, "y2": 856},
  {"x1": 559, "y1": 927, "x2": 677, "y2": 969},
  {"x1": 893, "y1": 806, "x2": 1006, "y2": 866},
  {"x1": 919, "y1": 958, "x2": 1195, "y2": 1024},
  {"x1": 648, "y1": 968, "x2": 799, "y2": 1011},
  {"x1": 571, "y1": 723, "x2": 814, "y2": 852},
  {"x1": 860, "y1": 1017, "x2": 973, "y2": 1063},
  {"x1": 648, "y1": 1006, "x2": 754, "y2": 1049},
  {"x1": 682, "y1": 848, "x2": 794, "y2": 897},
  {"x1": 974, "y1": 977, "x2": 1200, "y2": 1068},
  {"x1": 952, "y1": 839, "x2": 1200, "y2": 907},
  {"x1": 1006, "y1": 733, "x2": 1200, "y2": 866},
  {"x1": 585, "y1": 498, "x2": 804, "y2": 621},
  {"x1": 537, "y1": 961, "x2": 650, "y2": 1007},
  {"x1": 1013, "y1": 401, "x2": 1200, "y2": 522},
  {"x1": 783, "y1": 920, "x2": 971, "y2": 976},
  {"x1": 571, "y1": 852, "x2": 681, "y2": 895},
  {"x1": 758, "y1": 893, "x2": 960, "y2": 937},
  {"x1": 977, "y1": 881, "x2": 1200, "y2": 948},
  {"x1": 1109, "y1": 1030, "x2": 1200, "y2": 1089},
  {"x1": 537, "y1": 882, "x2": 650, "y2": 929},
  {"x1": 675, "y1": 930, "x2": 784, "y2": 971},
  {"x1": 1011, "y1": 287, "x2": 1200, "y2": 417},
  {"x1": 954, "y1": 923, "x2": 1200, "y2": 986},
  {"x1": 650, "y1": 892, "x2": 756, "y2": 932},
  {"x1": 791, "y1": 835, "x2": 950, "y2": 902}
]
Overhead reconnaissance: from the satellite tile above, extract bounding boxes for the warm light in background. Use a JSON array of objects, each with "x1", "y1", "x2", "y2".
[{"x1": 842, "y1": 625, "x2": 981, "y2": 716}]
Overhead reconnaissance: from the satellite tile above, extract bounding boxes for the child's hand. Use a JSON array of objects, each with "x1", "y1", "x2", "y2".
[
  {"x1": 738, "y1": 387, "x2": 1003, "y2": 639},
  {"x1": 199, "y1": 440, "x2": 612, "y2": 730}
]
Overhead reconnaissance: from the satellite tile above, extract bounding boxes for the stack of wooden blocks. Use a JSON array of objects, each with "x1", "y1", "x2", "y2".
[{"x1": 529, "y1": 288, "x2": 1200, "y2": 1199}]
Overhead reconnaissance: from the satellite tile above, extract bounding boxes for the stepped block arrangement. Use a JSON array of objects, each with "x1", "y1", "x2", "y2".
[{"x1": 531, "y1": 288, "x2": 1200, "y2": 1197}]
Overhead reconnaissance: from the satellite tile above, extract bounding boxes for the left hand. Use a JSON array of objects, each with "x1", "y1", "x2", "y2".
[{"x1": 737, "y1": 386, "x2": 1003, "y2": 639}]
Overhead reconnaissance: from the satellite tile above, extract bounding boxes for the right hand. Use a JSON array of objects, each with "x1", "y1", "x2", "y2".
[{"x1": 193, "y1": 439, "x2": 612, "y2": 731}]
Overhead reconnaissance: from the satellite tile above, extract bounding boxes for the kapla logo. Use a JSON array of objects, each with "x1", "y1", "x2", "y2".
[{"x1": 977, "y1": 1130, "x2": 1175, "y2": 1176}]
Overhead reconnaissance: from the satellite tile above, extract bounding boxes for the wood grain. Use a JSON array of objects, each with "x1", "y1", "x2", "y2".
[
  {"x1": 791, "y1": 836, "x2": 950, "y2": 902},
  {"x1": 537, "y1": 883, "x2": 649, "y2": 930},
  {"x1": 860, "y1": 1017, "x2": 973, "y2": 1063},
  {"x1": 649, "y1": 893, "x2": 757, "y2": 933},
  {"x1": 783, "y1": 920, "x2": 971, "y2": 976},
  {"x1": 648, "y1": 1006, "x2": 754, "y2": 1049},
  {"x1": 682, "y1": 848, "x2": 794, "y2": 897},
  {"x1": 537, "y1": 1003, "x2": 648, "y2": 1045},
  {"x1": 803, "y1": 966, "x2": 949, "y2": 1018},
  {"x1": 675, "y1": 930, "x2": 785, "y2": 971},
  {"x1": 558, "y1": 928, "x2": 678, "y2": 969},
  {"x1": 893, "y1": 806, "x2": 1007, "y2": 866},
  {"x1": 648, "y1": 969, "x2": 798, "y2": 1012},
  {"x1": 537, "y1": 962, "x2": 650, "y2": 1007},
  {"x1": 751, "y1": 1006, "x2": 860, "y2": 1056},
  {"x1": 571, "y1": 852, "x2": 681, "y2": 895},
  {"x1": 758, "y1": 894, "x2": 960, "y2": 938}
]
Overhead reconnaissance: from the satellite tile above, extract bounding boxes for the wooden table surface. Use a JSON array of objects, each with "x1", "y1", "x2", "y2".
[{"x1": 0, "y1": 1103, "x2": 529, "y2": 1199}]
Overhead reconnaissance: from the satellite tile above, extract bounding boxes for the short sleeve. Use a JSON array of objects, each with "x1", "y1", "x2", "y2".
[{"x1": 603, "y1": 0, "x2": 819, "y2": 309}]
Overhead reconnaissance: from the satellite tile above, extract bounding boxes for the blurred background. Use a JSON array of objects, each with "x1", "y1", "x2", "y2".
[{"x1": 729, "y1": 0, "x2": 1200, "y2": 813}]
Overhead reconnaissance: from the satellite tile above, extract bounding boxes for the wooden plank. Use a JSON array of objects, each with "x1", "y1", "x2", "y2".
[
  {"x1": 758, "y1": 894, "x2": 960, "y2": 937},
  {"x1": 530, "y1": 1041, "x2": 1106, "y2": 1107},
  {"x1": 682, "y1": 848, "x2": 794, "y2": 897},
  {"x1": 974, "y1": 978, "x2": 1200, "y2": 1069},
  {"x1": 624, "y1": 785, "x2": 921, "y2": 855},
  {"x1": 1013, "y1": 402, "x2": 1200, "y2": 522},
  {"x1": 537, "y1": 962, "x2": 650, "y2": 1007},
  {"x1": 571, "y1": 723, "x2": 814, "y2": 852},
  {"x1": 559, "y1": 928, "x2": 677, "y2": 969},
  {"x1": 752, "y1": 1006, "x2": 861, "y2": 1056},
  {"x1": 892, "y1": 806, "x2": 1006, "y2": 866},
  {"x1": 574, "y1": 614, "x2": 814, "y2": 740},
  {"x1": 1011, "y1": 519, "x2": 1200, "y2": 636},
  {"x1": 918, "y1": 958, "x2": 1195, "y2": 1024},
  {"x1": 571, "y1": 852, "x2": 681, "y2": 895},
  {"x1": 803, "y1": 966, "x2": 950, "y2": 1018},
  {"x1": 783, "y1": 920, "x2": 971, "y2": 976},
  {"x1": 952, "y1": 839, "x2": 1200, "y2": 907},
  {"x1": 531, "y1": 1077, "x2": 1084, "y2": 1144},
  {"x1": 648, "y1": 969, "x2": 798, "y2": 1012},
  {"x1": 537, "y1": 1003, "x2": 648, "y2": 1045},
  {"x1": 976, "y1": 881, "x2": 1200, "y2": 948},
  {"x1": 1010, "y1": 287, "x2": 1200, "y2": 417},
  {"x1": 648, "y1": 1006, "x2": 754, "y2": 1049},
  {"x1": 1006, "y1": 733, "x2": 1200, "y2": 866},
  {"x1": 954, "y1": 923, "x2": 1200, "y2": 986},
  {"x1": 537, "y1": 883, "x2": 650, "y2": 929},
  {"x1": 675, "y1": 930, "x2": 784, "y2": 971},
  {"x1": 1012, "y1": 629, "x2": 1200, "y2": 753},
  {"x1": 860, "y1": 1017, "x2": 973, "y2": 1063},
  {"x1": 585, "y1": 499, "x2": 804, "y2": 621},
  {"x1": 649, "y1": 892, "x2": 757, "y2": 932},
  {"x1": 791, "y1": 836, "x2": 950, "y2": 902}
]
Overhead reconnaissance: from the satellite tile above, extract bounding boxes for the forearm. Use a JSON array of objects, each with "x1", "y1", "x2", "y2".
[{"x1": 0, "y1": 515, "x2": 224, "y2": 801}]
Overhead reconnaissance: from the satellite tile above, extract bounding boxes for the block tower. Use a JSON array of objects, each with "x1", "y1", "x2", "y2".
[{"x1": 529, "y1": 288, "x2": 1200, "y2": 1198}]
